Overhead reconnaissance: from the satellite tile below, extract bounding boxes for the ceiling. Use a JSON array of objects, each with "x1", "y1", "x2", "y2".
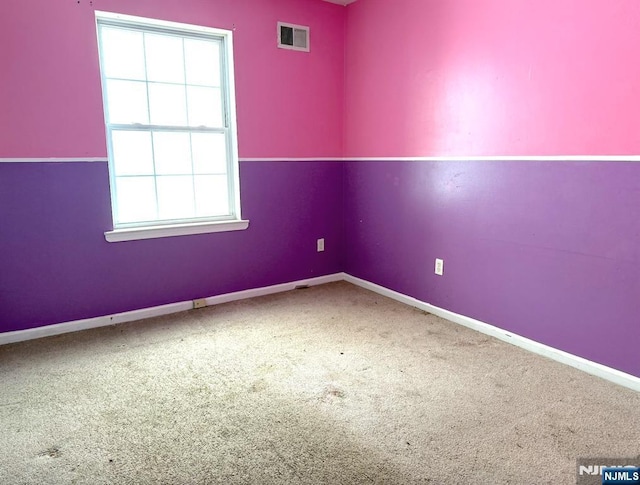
[{"x1": 322, "y1": 0, "x2": 357, "y2": 5}]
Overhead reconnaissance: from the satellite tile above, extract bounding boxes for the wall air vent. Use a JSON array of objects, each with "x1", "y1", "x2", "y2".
[{"x1": 277, "y1": 22, "x2": 310, "y2": 52}]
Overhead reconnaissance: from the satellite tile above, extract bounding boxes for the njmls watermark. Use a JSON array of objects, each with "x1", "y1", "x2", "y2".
[{"x1": 577, "y1": 457, "x2": 640, "y2": 485}]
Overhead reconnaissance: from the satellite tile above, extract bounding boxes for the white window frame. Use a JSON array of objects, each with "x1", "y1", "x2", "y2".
[{"x1": 95, "y1": 11, "x2": 248, "y2": 242}]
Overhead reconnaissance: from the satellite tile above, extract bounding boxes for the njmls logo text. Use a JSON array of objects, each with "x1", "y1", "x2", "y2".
[
  {"x1": 577, "y1": 459, "x2": 640, "y2": 485},
  {"x1": 579, "y1": 466, "x2": 639, "y2": 476},
  {"x1": 601, "y1": 467, "x2": 639, "y2": 485}
]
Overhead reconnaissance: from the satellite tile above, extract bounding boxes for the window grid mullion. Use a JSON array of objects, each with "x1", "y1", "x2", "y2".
[
  {"x1": 141, "y1": 31, "x2": 160, "y2": 222},
  {"x1": 115, "y1": 172, "x2": 227, "y2": 178},
  {"x1": 103, "y1": 76, "x2": 220, "y2": 89},
  {"x1": 109, "y1": 124, "x2": 225, "y2": 134},
  {"x1": 181, "y1": 38, "x2": 199, "y2": 218}
]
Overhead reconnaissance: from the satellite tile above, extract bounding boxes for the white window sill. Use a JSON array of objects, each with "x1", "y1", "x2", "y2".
[{"x1": 105, "y1": 219, "x2": 249, "y2": 242}]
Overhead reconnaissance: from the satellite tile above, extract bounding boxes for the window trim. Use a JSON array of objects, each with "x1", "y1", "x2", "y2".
[
  {"x1": 95, "y1": 11, "x2": 246, "y2": 241},
  {"x1": 104, "y1": 219, "x2": 249, "y2": 243}
]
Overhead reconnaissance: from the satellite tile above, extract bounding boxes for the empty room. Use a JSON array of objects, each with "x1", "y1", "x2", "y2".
[{"x1": 1, "y1": 0, "x2": 639, "y2": 483}]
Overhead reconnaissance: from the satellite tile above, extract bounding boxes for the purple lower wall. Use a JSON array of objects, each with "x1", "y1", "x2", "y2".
[
  {"x1": 344, "y1": 160, "x2": 640, "y2": 378},
  {"x1": 0, "y1": 161, "x2": 343, "y2": 332},
  {"x1": 3, "y1": 158, "x2": 638, "y2": 380}
]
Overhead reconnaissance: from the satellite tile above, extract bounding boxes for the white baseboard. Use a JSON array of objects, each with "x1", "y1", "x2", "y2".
[
  {"x1": 343, "y1": 273, "x2": 640, "y2": 393},
  {"x1": 202, "y1": 273, "x2": 344, "y2": 306},
  {"x1": 2, "y1": 271, "x2": 638, "y2": 393},
  {"x1": 0, "y1": 273, "x2": 344, "y2": 346}
]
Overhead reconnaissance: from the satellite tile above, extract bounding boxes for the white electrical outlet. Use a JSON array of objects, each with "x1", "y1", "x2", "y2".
[
  {"x1": 317, "y1": 238, "x2": 325, "y2": 252},
  {"x1": 193, "y1": 298, "x2": 207, "y2": 309},
  {"x1": 435, "y1": 258, "x2": 444, "y2": 276}
]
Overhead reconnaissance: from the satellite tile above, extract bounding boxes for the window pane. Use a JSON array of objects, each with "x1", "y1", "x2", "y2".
[
  {"x1": 153, "y1": 132, "x2": 192, "y2": 175},
  {"x1": 194, "y1": 175, "x2": 229, "y2": 217},
  {"x1": 112, "y1": 131, "x2": 154, "y2": 176},
  {"x1": 184, "y1": 39, "x2": 220, "y2": 86},
  {"x1": 187, "y1": 86, "x2": 222, "y2": 127},
  {"x1": 148, "y1": 83, "x2": 187, "y2": 126},
  {"x1": 100, "y1": 27, "x2": 146, "y2": 80},
  {"x1": 97, "y1": 16, "x2": 239, "y2": 230},
  {"x1": 191, "y1": 133, "x2": 227, "y2": 174},
  {"x1": 156, "y1": 176, "x2": 195, "y2": 220},
  {"x1": 115, "y1": 176, "x2": 157, "y2": 224},
  {"x1": 144, "y1": 33, "x2": 185, "y2": 84},
  {"x1": 107, "y1": 80, "x2": 149, "y2": 124}
]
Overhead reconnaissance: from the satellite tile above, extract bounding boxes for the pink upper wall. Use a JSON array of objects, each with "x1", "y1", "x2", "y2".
[
  {"x1": 0, "y1": 0, "x2": 345, "y2": 159},
  {"x1": 344, "y1": 0, "x2": 640, "y2": 157}
]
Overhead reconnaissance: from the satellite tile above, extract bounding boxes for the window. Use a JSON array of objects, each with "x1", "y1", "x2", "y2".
[{"x1": 95, "y1": 11, "x2": 247, "y2": 242}]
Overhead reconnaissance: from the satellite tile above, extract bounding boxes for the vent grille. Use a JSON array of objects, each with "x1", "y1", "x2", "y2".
[{"x1": 278, "y1": 22, "x2": 310, "y2": 52}]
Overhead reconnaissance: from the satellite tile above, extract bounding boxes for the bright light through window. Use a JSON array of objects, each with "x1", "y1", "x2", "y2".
[{"x1": 96, "y1": 12, "x2": 240, "y2": 231}]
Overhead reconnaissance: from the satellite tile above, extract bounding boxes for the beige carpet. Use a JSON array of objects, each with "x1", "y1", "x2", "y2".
[{"x1": 0, "y1": 281, "x2": 638, "y2": 484}]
